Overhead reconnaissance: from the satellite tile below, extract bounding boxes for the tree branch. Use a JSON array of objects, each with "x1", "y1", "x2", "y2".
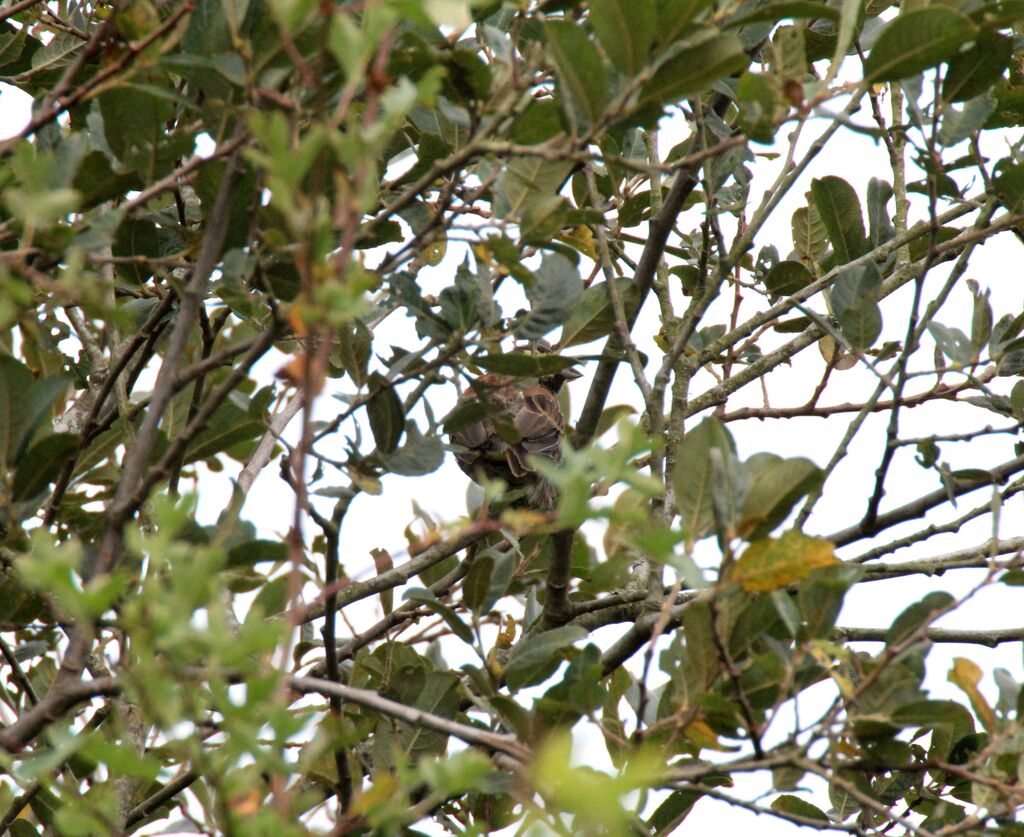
[
  {"x1": 0, "y1": 676, "x2": 120, "y2": 753},
  {"x1": 298, "y1": 525, "x2": 493, "y2": 624},
  {"x1": 289, "y1": 676, "x2": 529, "y2": 761},
  {"x1": 836, "y1": 626, "x2": 1024, "y2": 647},
  {"x1": 827, "y1": 453, "x2": 1024, "y2": 547}
]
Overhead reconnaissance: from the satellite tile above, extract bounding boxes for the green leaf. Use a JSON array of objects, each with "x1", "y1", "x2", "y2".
[
  {"x1": 72, "y1": 150, "x2": 142, "y2": 209},
  {"x1": 739, "y1": 453, "x2": 823, "y2": 540},
  {"x1": 493, "y1": 157, "x2": 573, "y2": 231},
  {"x1": 771, "y1": 794, "x2": 830, "y2": 824},
  {"x1": 728, "y1": 1, "x2": 839, "y2": 26},
  {"x1": 383, "y1": 423, "x2": 445, "y2": 477},
  {"x1": 647, "y1": 789, "x2": 702, "y2": 833},
  {"x1": 810, "y1": 176, "x2": 867, "y2": 263},
  {"x1": 826, "y1": 0, "x2": 863, "y2": 83},
  {"x1": 837, "y1": 298, "x2": 882, "y2": 350},
  {"x1": 682, "y1": 600, "x2": 718, "y2": 690},
  {"x1": 928, "y1": 321, "x2": 975, "y2": 364},
  {"x1": 366, "y1": 373, "x2": 405, "y2": 454},
  {"x1": 590, "y1": 0, "x2": 655, "y2": 76},
  {"x1": 482, "y1": 549, "x2": 517, "y2": 614},
  {"x1": 828, "y1": 262, "x2": 883, "y2": 350},
  {"x1": 798, "y1": 564, "x2": 861, "y2": 637},
  {"x1": 0, "y1": 567, "x2": 50, "y2": 630},
  {"x1": 370, "y1": 668, "x2": 463, "y2": 768},
  {"x1": 474, "y1": 352, "x2": 579, "y2": 377},
  {"x1": 544, "y1": 21, "x2": 608, "y2": 129},
  {"x1": 942, "y1": 30, "x2": 1013, "y2": 103},
  {"x1": 886, "y1": 591, "x2": 954, "y2": 645},
  {"x1": 404, "y1": 588, "x2": 474, "y2": 643},
  {"x1": 763, "y1": 260, "x2": 813, "y2": 297},
  {"x1": 0, "y1": 357, "x2": 68, "y2": 471},
  {"x1": 462, "y1": 553, "x2": 494, "y2": 615},
  {"x1": 892, "y1": 698, "x2": 972, "y2": 730},
  {"x1": 1009, "y1": 382, "x2": 1024, "y2": 420},
  {"x1": 970, "y1": 283, "x2": 993, "y2": 355},
  {"x1": 640, "y1": 32, "x2": 749, "y2": 111},
  {"x1": 402, "y1": 671, "x2": 462, "y2": 758},
  {"x1": 508, "y1": 98, "x2": 565, "y2": 145},
  {"x1": 183, "y1": 0, "x2": 234, "y2": 55},
  {"x1": 226, "y1": 539, "x2": 287, "y2": 568},
  {"x1": 993, "y1": 157, "x2": 1024, "y2": 211},
  {"x1": 672, "y1": 417, "x2": 737, "y2": 541},
  {"x1": 337, "y1": 318, "x2": 372, "y2": 387},
  {"x1": 184, "y1": 396, "x2": 265, "y2": 465},
  {"x1": 558, "y1": 277, "x2": 642, "y2": 347},
  {"x1": 736, "y1": 71, "x2": 780, "y2": 144},
  {"x1": 708, "y1": 446, "x2": 749, "y2": 538},
  {"x1": 504, "y1": 625, "x2": 586, "y2": 690},
  {"x1": 0, "y1": 23, "x2": 39, "y2": 75},
  {"x1": 195, "y1": 158, "x2": 259, "y2": 251},
  {"x1": 12, "y1": 433, "x2": 77, "y2": 503},
  {"x1": 513, "y1": 253, "x2": 583, "y2": 340},
  {"x1": 654, "y1": 0, "x2": 715, "y2": 51},
  {"x1": 441, "y1": 398, "x2": 501, "y2": 436},
  {"x1": 791, "y1": 202, "x2": 829, "y2": 266},
  {"x1": 594, "y1": 404, "x2": 636, "y2": 439},
  {"x1": 864, "y1": 8, "x2": 976, "y2": 83},
  {"x1": 250, "y1": 576, "x2": 290, "y2": 617},
  {"x1": 866, "y1": 178, "x2": 895, "y2": 249},
  {"x1": 493, "y1": 158, "x2": 572, "y2": 218},
  {"x1": 938, "y1": 93, "x2": 997, "y2": 147}
]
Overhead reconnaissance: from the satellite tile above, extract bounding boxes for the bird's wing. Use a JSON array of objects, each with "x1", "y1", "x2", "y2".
[
  {"x1": 450, "y1": 419, "x2": 490, "y2": 474},
  {"x1": 514, "y1": 387, "x2": 564, "y2": 460}
]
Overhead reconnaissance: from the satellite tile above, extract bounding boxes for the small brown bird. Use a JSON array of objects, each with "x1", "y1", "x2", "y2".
[{"x1": 449, "y1": 364, "x2": 581, "y2": 510}]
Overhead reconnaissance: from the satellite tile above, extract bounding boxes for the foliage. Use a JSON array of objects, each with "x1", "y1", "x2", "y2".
[{"x1": 0, "y1": 0, "x2": 1024, "y2": 833}]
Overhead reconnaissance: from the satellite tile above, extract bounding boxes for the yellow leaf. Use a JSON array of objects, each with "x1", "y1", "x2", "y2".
[
  {"x1": 230, "y1": 789, "x2": 261, "y2": 816},
  {"x1": 682, "y1": 719, "x2": 731, "y2": 752},
  {"x1": 286, "y1": 304, "x2": 308, "y2": 337},
  {"x1": 948, "y1": 657, "x2": 996, "y2": 731},
  {"x1": 730, "y1": 531, "x2": 838, "y2": 593},
  {"x1": 809, "y1": 641, "x2": 853, "y2": 697},
  {"x1": 419, "y1": 231, "x2": 447, "y2": 266},
  {"x1": 496, "y1": 613, "x2": 516, "y2": 649},
  {"x1": 274, "y1": 353, "x2": 326, "y2": 394},
  {"x1": 818, "y1": 335, "x2": 857, "y2": 370},
  {"x1": 472, "y1": 242, "x2": 492, "y2": 265},
  {"x1": 557, "y1": 225, "x2": 597, "y2": 260},
  {"x1": 499, "y1": 508, "x2": 550, "y2": 531},
  {"x1": 351, "y1": 773, "x2": 398, "y2": 815}
]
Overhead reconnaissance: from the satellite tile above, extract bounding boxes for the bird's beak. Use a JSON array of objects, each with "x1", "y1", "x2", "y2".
[{"x1": 562, "y1": 367, "x2": 583, "y2": 381}]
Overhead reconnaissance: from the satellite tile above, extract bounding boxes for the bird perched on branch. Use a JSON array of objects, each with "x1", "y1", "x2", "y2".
[{"x1": 448, "y1": 358, "x2": 581, "y2": 510}]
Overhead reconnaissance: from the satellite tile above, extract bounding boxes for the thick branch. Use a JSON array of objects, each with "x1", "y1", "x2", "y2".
[
  {"x1": 299, "y1": 526, "x2": 492, "y2": 623},
  {"x1": 541, "y1": 530, "x2": 575, "y2": 629},
  {"x1": 827, "y1": 453, "x2": 1024, "y2": 546},
  {"x1": 124, "y1": 771, "x2": 199, "y2": 827},
  {"x1": 0, "y1": 676, "x2": 119, "y2": 753},
  {"x1": 836, "y1": 627, "x2": 1024, "y2": 647},
  {"x1": 311, "y1": 559, "x2": 471, "y2": 674},
  {"x1": 289, "y1": 676, "x2": 528, "y2": 761},
  {"x1": 98, "y1": 131, "x2": 246, "y2": 566},
  {"x1": 573, "y1": 130, "x2": 712, "y2": 447}
]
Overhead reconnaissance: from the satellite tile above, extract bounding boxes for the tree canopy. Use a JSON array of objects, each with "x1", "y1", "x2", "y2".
[{"x1": 2, "y1": 0, "x2": 1024, "y2": 833}]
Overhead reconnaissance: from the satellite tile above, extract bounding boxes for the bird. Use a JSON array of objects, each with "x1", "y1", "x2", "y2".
[{"x1": 448, "y1": 361, "x2": 581, "y2": 510}]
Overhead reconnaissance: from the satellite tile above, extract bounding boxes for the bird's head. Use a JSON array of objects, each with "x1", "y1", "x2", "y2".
[
  {"x1": 538, "y1": 364, "x2": 582, "y2": 392},
  {"x1": 522, "y1": 339, "x2": 583, "y2": 392}
]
